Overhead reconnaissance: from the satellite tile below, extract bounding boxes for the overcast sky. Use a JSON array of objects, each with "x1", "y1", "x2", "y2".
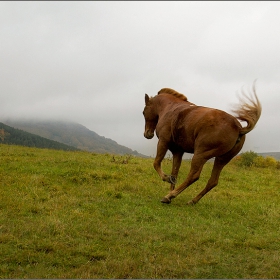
[{"x1": 1, "y1": 1, "x2": 280, "y2": 156}]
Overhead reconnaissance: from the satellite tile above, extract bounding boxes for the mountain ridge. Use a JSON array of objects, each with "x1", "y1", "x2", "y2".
[{"x1": 2, "y1": 119, "x2": 148, "y2": 157}]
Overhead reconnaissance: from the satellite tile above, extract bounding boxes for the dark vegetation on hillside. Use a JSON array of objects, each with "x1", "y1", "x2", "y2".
[{"x1": 0, "y1": 122, "x2": 79, "y2": 151}]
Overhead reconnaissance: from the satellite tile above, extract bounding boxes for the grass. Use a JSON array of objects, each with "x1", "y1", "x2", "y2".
[{"x1": 0, "y1": 144, "x2": 280, "y2": 278}]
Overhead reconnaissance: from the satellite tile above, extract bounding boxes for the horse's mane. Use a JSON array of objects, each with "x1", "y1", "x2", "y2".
[{"x1": 158, "y1": 88, "x2": 188, "y2": 101}]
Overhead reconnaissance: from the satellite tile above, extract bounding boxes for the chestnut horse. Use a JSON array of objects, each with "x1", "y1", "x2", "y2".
[{"x1": 143, "y1": 84, "x2": 261, "y2": 205}]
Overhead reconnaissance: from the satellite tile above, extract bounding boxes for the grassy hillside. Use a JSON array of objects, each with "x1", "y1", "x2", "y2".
[{"x1": 0, "y1": 144, "x2": 279, "y2": 278}]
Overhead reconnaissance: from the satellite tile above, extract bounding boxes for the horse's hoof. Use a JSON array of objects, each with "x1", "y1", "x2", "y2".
[
  {"x1": 161, "y1": 197, "x2": 171, "y2": 204},
  {"x1": 187, "y1": 200, "x2": 195, "y2": 205}
]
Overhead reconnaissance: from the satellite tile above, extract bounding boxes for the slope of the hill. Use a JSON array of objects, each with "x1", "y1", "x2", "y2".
[
  {"x1": 0, "y1": 122, "x2": 79, "y2": 151},
  {"x1": 3, "y1": 119, "x2": 147, "y2": 157}
]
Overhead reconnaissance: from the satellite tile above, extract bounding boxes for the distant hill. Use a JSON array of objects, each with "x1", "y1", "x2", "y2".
[
  {"x1": 258, "y1": 152, "x2": 280, "y2": 160},
  {"x1": 0, "y1": 122, "x2": 79, "y2": 151},
  {"x1": 3, "y1": 119, "x2": 147, "y2": 157}
]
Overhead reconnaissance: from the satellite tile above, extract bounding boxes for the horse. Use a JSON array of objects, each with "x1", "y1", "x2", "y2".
[{"x1": 143, "y1": 83, "x2": 262, "y2": 205}]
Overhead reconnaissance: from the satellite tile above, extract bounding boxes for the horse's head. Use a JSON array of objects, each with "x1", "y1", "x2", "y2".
[{"x1": 143, "y1": 94, "x2": 158, "y2": 139}]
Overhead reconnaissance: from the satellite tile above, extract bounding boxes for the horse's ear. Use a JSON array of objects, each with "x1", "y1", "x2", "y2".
[{"x1": 145, "y1": 94, "x2": 150, "y2": 105}]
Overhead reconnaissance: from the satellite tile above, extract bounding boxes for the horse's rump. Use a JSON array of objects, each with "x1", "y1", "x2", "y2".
[{"x1": 171, "y1": 106, "x2": 241, "y2": 153}]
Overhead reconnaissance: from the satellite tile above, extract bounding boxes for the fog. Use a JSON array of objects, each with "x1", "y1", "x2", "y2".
[{"x1": 1, "y1": 2, "x2": 280, "y2": 156}]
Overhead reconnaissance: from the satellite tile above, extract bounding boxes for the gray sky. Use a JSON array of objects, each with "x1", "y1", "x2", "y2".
[{"x1": 1, "y1": 1, "x2": 280, "y2": 157}]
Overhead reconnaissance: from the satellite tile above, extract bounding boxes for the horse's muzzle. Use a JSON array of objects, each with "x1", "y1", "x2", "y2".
[{"x1": 144, "y1": 130, "x2": 154, "y2": 139}]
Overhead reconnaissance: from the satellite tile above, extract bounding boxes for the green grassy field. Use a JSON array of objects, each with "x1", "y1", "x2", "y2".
[{"x1": 0, "y1": 144, "x2": 279, "y2": 278}]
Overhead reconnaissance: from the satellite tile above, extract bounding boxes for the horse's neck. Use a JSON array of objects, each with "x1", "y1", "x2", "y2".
[
  {"x1": 157, "y1": 95, "x2": 189, "y2": 111},
  {"x1": 156, "y1": 96, "x2": 196, "y2": 121},
  {"x1": 156, "y1": 95, "x2": 172, "y2": 116}
]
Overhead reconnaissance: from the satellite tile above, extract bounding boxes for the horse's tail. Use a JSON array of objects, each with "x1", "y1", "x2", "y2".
[{"x1": 232, "y1": 82, "x2": 262, "y2": 135}]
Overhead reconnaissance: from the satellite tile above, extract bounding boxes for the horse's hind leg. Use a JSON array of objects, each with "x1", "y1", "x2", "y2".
[
  {"x1": 187, "y1": 157, "x2": 226, "y2": 205},
  {"x1": 161, "y1": 154, "x2": 208, "y2": 203},
  {"x1": 188, "y1": 136, "x2": 245, "y2": 205}
]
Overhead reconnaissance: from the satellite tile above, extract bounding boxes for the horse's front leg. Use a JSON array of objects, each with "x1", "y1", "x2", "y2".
[
  {"x1": 169, "y1": 151, "x2": 184, "y2": 191},
  {"x1": 153, "y1": 140, "x2": 173, "y2": 183}
]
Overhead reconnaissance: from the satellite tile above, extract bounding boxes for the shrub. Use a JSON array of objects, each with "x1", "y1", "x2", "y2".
[
  {"x1": 253, "y1": 156, "x2": 266, "y2": 168},
  {"x1": 264, "y1": 156, "x2": 277, "y2": 168},
  {"x1": 237, "y1": 151, "x2": 258, "y2": 167},
  {"x1": 254, "y1": 156, "x2": 277, "y2": 168}
]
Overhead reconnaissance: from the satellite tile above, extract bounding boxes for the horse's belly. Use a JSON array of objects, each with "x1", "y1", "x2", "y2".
[{"x1": 173, "y1": 130, "x2": 195, "y2": 153}]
